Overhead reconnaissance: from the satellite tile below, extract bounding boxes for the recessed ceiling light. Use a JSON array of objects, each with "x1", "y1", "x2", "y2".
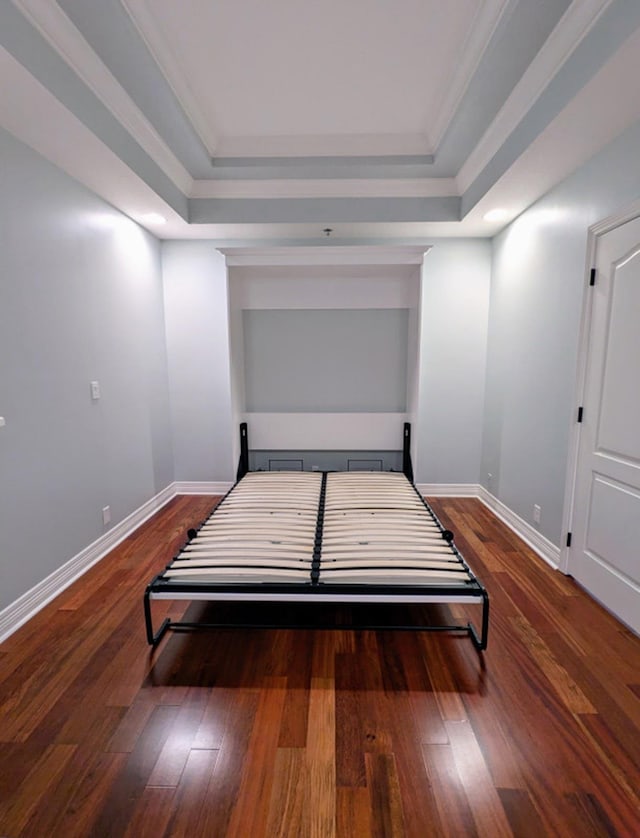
[
  {"x1": 139, "y1": 212, "x2": 167, "y2": 225},
  {"x1": 483, "y1": 208, "x2": 510, "y2": 223}
]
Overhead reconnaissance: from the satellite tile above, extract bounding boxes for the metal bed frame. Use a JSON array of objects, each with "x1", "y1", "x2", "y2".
[{"x1": 144, "y1": 423, "x2": 489, "y2": 651}]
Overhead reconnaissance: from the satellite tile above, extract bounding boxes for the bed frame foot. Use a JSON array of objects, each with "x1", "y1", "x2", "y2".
[
  {"x1": 147, "y1": 617, "x2": 171, "y2": 647},
  {"x1": 468, "y1": 622, "x2": 484, "y2": 651}
]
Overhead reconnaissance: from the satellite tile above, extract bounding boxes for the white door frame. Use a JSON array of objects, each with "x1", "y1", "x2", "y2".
[{"x1": 559, "y1": 197, "x2": 640, "y2": 573}]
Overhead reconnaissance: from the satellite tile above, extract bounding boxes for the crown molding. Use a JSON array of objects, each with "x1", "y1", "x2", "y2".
[
  {"x1": 428, "y1": 0, "x2": 512, "y2": 149},
  {"x1": 121, "y1": 0, "x2": 219, "y2": 156},
  {"x1": 457, "y1": 0, "x2": 616, "y2": 193},
  {"x1": 191, "y1": 178, "x2": 458, "y2": 200},
  {"x1": 12, "y1": 0, "x2": 193, "y2": 194},
  {"x1": 0, "y1": 46, "x2": 189, "y2": 227}
]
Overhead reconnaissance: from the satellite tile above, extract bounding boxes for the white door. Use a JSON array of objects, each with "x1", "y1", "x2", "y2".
[{"x1": 569, "y1": 215, "x2": 640, "y2": 635}]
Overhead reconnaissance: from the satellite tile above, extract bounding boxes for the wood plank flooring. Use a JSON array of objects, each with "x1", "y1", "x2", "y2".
[{"x1": 1, "y1": 494, "x2": 639, "y2": 837}]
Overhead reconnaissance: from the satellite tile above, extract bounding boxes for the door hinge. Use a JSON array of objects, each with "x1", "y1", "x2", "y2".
[
  {"x1": 589, "y1": 268, "x2": 596, "y2": 286},
  {"x1": 577, "y1": 406, "x2": 584, "y2": 423},
  {"x1": 566, "y1": 532, "x2": 572, "y2": 547}
]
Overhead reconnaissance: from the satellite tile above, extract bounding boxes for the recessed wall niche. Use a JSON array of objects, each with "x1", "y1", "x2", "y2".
[{"x1": 227, "y1": 257, "x2": 424, "y2": 470}]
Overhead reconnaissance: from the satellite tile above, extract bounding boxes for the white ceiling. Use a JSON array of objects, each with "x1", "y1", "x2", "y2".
[
  {"x1": 124, "y1": 0, "x2": 484, "y2": 154},
  {"x1": 2, "y1": 0, "x2": 640, "y2": 247}
]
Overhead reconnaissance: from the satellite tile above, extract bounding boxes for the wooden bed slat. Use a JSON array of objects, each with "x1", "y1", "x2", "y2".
[
  {"x1": 318, "y1": 569, "x2": 471, "y2": 583},
  {"x1": 185, "y1": 541, "x2": 314, "y2": 552},
  {"x1": 170, "y1": 557, "x2": 313, "y2": 569},
  {"x1": 179, "y1": 550, "x2": 312, "y2": 561}
]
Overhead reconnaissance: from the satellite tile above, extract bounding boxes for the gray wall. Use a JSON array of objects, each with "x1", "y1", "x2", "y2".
[
  {"x1": 243, "y1": 308, "x2": 409, "y2": 413},
  {"x1": 162, "y1": 241, "x2": 235, "y2": 483},
  {"x1": 0, "y1": 127, "x2": 173, "y2": 611},
  {"x1": 415, "y1": 240, "x2": 491, "y2": 485},
  {"x1": 482, "y1": 116, "x2": 640, "y2": 547}
]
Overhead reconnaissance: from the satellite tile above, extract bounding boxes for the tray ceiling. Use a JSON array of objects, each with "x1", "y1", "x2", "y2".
[{"x1": 2, "y1": 0, "x2": 640, "y2": 245}]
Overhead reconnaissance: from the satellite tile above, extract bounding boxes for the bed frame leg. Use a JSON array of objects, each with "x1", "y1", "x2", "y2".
[
  {"x1": 402, "y1": 422, "x2": 414, "y2": 482},
  {"x1": 144, "y1": 586, "x2": 170, "y2": 647},
  {"x1": 468, "y1": 590, "x2": 490, "y2": 651},
  {"x1": 236, "y1": 422, "x2": 249, "y2": 480}
]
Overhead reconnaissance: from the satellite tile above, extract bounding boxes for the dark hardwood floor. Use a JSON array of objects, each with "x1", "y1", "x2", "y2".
[{"x1": 1, "y1": 494, "x2": 639, "y2": 837}]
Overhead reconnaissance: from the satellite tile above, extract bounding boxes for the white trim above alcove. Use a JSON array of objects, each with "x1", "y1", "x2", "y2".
[{"x1": 221, "y1": 245, "x2": 430, "y2": 267}]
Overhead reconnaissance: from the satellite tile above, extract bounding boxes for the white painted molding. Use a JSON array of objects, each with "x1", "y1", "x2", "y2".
[
  {"x1": 0, "y1": 483, "x2": 175, "y2": 644},
  {"x1": 0, "y1": 479, "x2": 231, "y2": 642},
  {"x1": 589, "y1": 196, "x2": 640, "y2": 237},
  {"x1": 0, "y1": 48, "x2": 186, "y2": 233},
  {"x1": 477, "y1": 486, "x2": 561, "y2": 569},
  {"x1": 457, "y1": 0, "x2": 616, "y2": 192},
  {"x1": 222, "y1": 245, "x2": 431, "y2": 267},
  {"x1": 214, "y1": 132, "x2": 433, "y2": 159},
  {"x1": 174, "y1": 481, "x2": 233, "y2": 495},
  {"x1": 12, "y1": 0, "x2": 192, "y2": 193},
  {"x1": 191, "y1": 178, "x2": 458, "y2": 201},
  {"x1": 429, "y1": 0, "x2": 511, "y2": 149},
  {"x1": 417, "y1": 483, "x2": 561, "y2": 569},
  {"x1": 560, "y1": 199, "x2": 640, "y2": 574},
  {"x1": 559, "y1": 230, "x2": 599, "y2": 573},
  {"x1": 121, "y1": 0, "x2": 218, "y2": 155},
  {"x1": 417, "y1": 483, "x2": 480, "y2": 497}
]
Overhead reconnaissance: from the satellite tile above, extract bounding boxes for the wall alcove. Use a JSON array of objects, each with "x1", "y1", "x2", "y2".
[{"x1": 225, "y1": 246, "x2": 428, "y2": 472}]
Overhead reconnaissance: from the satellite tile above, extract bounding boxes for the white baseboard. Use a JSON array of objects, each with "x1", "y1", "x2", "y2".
[
  {"x1": 174, "y1": 481, "x2": 233, "y2": 495},
  {"x1": 416, "y1": 483, "x2": 480, "y2": 497},
  {"x1": 0, "y1": 478, "x2": 239, "y2": 643},
  {"x1": 417, "y1": 482, "x2": 561, "y2": 569},
  {"x1": 476, "y1": 486, "x2": 561, "y2": 569},
  {"x1": 0, "y1": 484, "x2": 176, "y2": 644}
]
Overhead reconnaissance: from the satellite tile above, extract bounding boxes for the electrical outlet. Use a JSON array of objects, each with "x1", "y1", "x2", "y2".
[
  {"x1": 90, "y1": 380, "x2": 101, "y2": 400},
  {"x1": 102, "y1": 505, "x2": 111, "y2": 526},
  {"x1": 533, "y1": 504, "x2": 541, "y2": 524}
]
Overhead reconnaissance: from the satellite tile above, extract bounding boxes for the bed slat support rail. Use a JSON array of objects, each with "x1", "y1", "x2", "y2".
[
  {"x1": 143, "y1": 584, "x2": 489, "y2": 650},
  {"x1": 311, "y1": 472, "x2": 327, "y2": 583}
]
